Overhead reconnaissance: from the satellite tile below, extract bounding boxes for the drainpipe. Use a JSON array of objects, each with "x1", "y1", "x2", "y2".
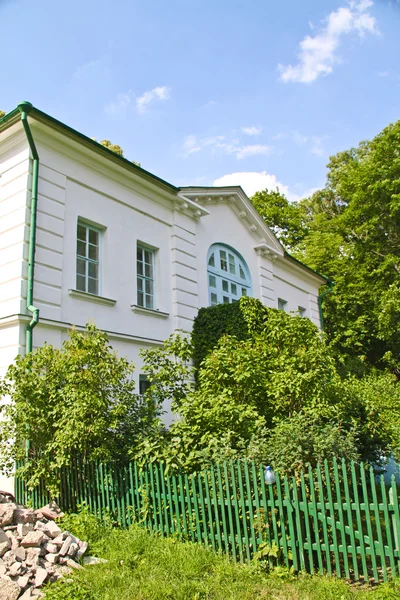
[
  {"x1": 318, "y1": 280, "x2": 334, "y2": 332},
  {"x1": 18, "y1": 102, "x2": 40, "y2": 354}
]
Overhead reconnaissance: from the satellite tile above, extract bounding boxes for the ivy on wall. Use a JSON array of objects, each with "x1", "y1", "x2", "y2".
[{"x1": 191, "y1": 297, "x2": 269, "y2": 374}]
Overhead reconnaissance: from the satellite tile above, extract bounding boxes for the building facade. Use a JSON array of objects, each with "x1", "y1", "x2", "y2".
[{"x1": 0, "y1": 102, "x2": 328, "y2": 399}]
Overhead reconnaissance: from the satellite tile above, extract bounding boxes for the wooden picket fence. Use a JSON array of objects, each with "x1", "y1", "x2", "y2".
[{"x1": 15, "y1": 457, "x2": 400, "y2": 584}]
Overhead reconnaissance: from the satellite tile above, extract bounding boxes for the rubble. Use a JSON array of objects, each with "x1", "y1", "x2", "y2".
[{"x1": 0, "y1": 494, "x2": 89, "y2": 598}]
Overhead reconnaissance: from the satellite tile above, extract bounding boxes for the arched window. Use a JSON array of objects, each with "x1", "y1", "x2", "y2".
[{"x1": 207, "y1": 244, "x2": 252, "y2": 306}]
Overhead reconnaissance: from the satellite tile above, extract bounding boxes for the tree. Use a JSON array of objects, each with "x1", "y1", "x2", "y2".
[
  {"x1": 0, "y1": 324, "x2": 160, "y2": 493},
  {"x1": 251, "y1": 188, "x2": 307, "y2": 249},
  {"x1": 100, "y1": 139, "x2": 124, "y2": 156},
  {"x1": 0, "y1": 109, "x2": 5, "y2": 119},
  {"x1": 251, "y1": 121, "x2": 400, "y2": 374}
]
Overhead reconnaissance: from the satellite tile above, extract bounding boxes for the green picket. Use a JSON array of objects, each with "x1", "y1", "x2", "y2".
[
  {"x1": 316, "y1": 463, "x2": 332, "y2": 575},
  {"x1": 217, "y1": 464, "x2": 229, "y2": 555},
  {"x1": 341, "y1": 459, "x2": 359, "y2": 580},
  {"x1": 225, "y1": 462, "x2": 237, "y2": 561},
  {"x1": 291, "y1": 476, "x2": 305, "y2": 571},
  {"x1": 359, "y1": 463, "x2": 378, "y2": 582},
  {"x1": 243, "y1": 461, "x2": 257, "y2": 556},
  {"x1": 230, "y1": 462, "x2": 244, "y2": 562},
  {"x1": 333, "y1": 457, "x2": 350, "y2": 579},
  {"x1": 300, "y1": 470, "x2": 314, "y2": 574},
  {"x1": 204, "y1": 470, "x2": 216, "y2": 551},
  {"x1": 184, "y1": 473, "x2": 195, "y2": 541},
  {"x1": 237, "y1": 462, "x2": 251, "y2": 562},
  {"x1": 390, "y1": 475, "x2": 400, "y2": 574},
  {"x1": 282, "y1": 475, "x2": 298, "y2": 570},
  {"x1": 190, "y1": 473, "x2": 202, "y2": 543},
  {"x1": 275, "y1": 474, "x2": 290, "y2": 567},
  {"x1": 178, "y1": 471, "x2": 188, "y2": 537},
  {"x1": 308, "y1": 466, "x2": 324, "y2": 574},
  {"x1": 323, "y1": 460, "x2": 340, "y2": 577},
  {"x1": 210, "y1": 466, "x2": 223, "y2": 552},
  {"x1": 350, "y1": 461, "x2": 368, "y2": 581},
  {"x1": 380, "y1": 475, "x2": 396, "y2": 577},
  {"x1": 369, "y1": 466, "x2": 387, "y2": 582}
]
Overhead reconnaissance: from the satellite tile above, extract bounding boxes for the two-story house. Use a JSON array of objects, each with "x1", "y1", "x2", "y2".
[{"x1": 0, "y1": 101, "x2": 329, "y2": 396}]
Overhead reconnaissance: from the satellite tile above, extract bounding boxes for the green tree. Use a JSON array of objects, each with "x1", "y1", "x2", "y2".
[
  {"x1": 100, "y1": 139, "x2": 124, "y2": 156},
  {"x1": 253, "y1": 122, "x2": 400, "y2": 373},
  {"x1": 0, "y1": 109, "x2": 5, "y2": 119},
  {"x1": 0, "y1": 324, "x2": 160, "y2": 494},
  {"x1": 251, "y1": 188, "x2": 307, "y2": 249}
]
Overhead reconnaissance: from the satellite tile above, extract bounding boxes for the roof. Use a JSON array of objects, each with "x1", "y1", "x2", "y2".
[{"x1": 0, "y1": 102, "x2": 330, "y2": 284}]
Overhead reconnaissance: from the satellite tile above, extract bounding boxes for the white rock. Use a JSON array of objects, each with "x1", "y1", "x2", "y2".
[
  {"x1": 17, "y1": 574, "x2": 30, "y2": 589},
  {"x1": 67, "y1": 542, "x2": 78, "y2": 557},
  {"x1": 34, "y1": 566, "x2": 47, "y2": 588},
  {"x1": 44, "y1": 553, "x2": 58, "y2": 564},
  {"x1": 59, "y1": 536, "x2": 72, "y2": 556},
  {"x1": 0, "y1": 530, "x2": 11, "y2": 557},
  {"x1": 83, "y1": 555, "x2": 108, "y2": 565},
  {"x1": 17, "y1": 523, "x2": 34, "y2": 537},
  {"x1": 0, "y1": 503, "x2": 16, "y2": 527},
  {"x1": 75, "y1": 541, "x2": 88, "y2": 560},
  {"x1": 21, "y1": 531, "x2": 45, "y2": 548},
  {"x1": 0, "y1": 578, "x2": 21, "y2": 600}
]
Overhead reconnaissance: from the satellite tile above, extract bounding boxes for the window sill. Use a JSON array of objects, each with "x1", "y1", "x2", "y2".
[
  {"x1": 131, "y1": 305, "x2": 169, "y2": 319},
  {"x1": 69, "y1": 289, "x2": 117, "y2": 307}
]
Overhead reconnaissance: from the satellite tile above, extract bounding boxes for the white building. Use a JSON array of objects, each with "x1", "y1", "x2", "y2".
[{"x1": 0, "y1": 101, "x2": 329, "y2": 397}]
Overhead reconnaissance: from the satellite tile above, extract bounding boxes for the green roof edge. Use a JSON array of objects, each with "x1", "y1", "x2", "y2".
[{"x1": 0, "y1": 103, "x2": 179, "y2": 194}]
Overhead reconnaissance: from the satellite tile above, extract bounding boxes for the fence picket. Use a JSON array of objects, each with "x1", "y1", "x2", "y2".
[
  {"x1": 316, "y1": 463, "x2": 331, "y2": 575},
  {"x1": 308, "y1": 466, "x2": 324, "y2": 574},
  {"x1": 369, "y1": 466, "x2": 387, "y2": 582},
  {"x1": 225, "y1": 462, "x2": 237, "y2": 562},
  {"x1": 300, "y1": 470, "x2": 314, "y2": 574},
  {"x1": 350, "y1": 461, "x2": 368, "y2": 581},
  {"x1": 323, "y1": 460, "x2": 340, "y2": 577},
  {"x1": 230, "y1": 462, "x2": 244, "y2": 562},
  {"x1": 216, "y1": 464, "x2": 229, "y2": 555},
  {"x1": 390, "y1": 475, "x2": 400, "y2": 575},
  {"x1": 380, "y1": 474, "x2": 396, "y2": 578}
]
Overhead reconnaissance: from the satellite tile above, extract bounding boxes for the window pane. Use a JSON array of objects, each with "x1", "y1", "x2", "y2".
[
  {"x1": 298, "y1": 306, "x2": 306, "y2": 317},
  {"x1": 144, "y1": 250, "x2": 152, "y2": 264},
  {"x1": 145, "y1": 262, "x2": 153, "y2": 278},
  {"x1": 137, "y1": 260, "x2": 143, "y2": 276},
  {"x1": 228, "y1": 254, "x2": 236, "y2": 275},
  {"x1": 88, "y1": 244, "x2": 98, "y2": 261},
  {"x1": 211, "y1": 293, "x2": 218, "y2": 305},
  {"x1": 77, "y1": 258, "x2": 86, "y2": 276},
  {"x1": 220, "y1": 250, "x2": 228, "y2": 271},
  {"x1": 241, "y1": 288, "x2": 247, "y2": 296},
  {"x1": 145, "y1": 294, "x2": 153, "y2": 309},
  {"x1": 222, "y1": 280, "x2": 229, "y2": 292},
  {"x1": 209, "y1": 275, "x2": 216, "y2": 288},
  {"x1": 139, "y1": 375, "x2": 151, "y2": 396},
  {"x1": 231, "y1": 283, "x2": 237, "y2": 295},
  {"x1": 137, "y1": 291, "x2": 144, "y2": 306},
  {"x1": 137, "y1": 277, "x2": 143, "y2": 292},
  {"x1": 145, "y1": 279, "x2": 153, "y2": 295},
  {"x1": 239, "y1": 265, "x2": 246, "y2": 280},
  {"x1": 88, "y1": 278, "x2": 98, "y2": 295},
  {"x1": 88, "y1": 262, "x2": 98, "y2": 279},
  {"x1": 89, "y1": 228, "x2": 98, "y2": 245},
  {"x1": 137, "y1": 247, "x2": 143, "y2": 262},
  {"x1": 77, "y1": 240, "x2": 86, "y2": 257},
  {"x1": 223, "y1": 296, "x2": 230, "y2": 304},
  {"x1": 208, "y1": 253, "x2": 215, "y2": 267},
  {"x1": 278, "y1": 298, "x2": 287, "y2": 311},
  {"x1": 77, "y1": 224, "x2": 86, "y2": 241},
  {"x1": 76, "y1": 274, "x2": 86, "y2": 291}
]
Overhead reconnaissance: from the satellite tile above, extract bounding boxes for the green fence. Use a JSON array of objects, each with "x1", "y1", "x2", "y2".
[{"x1": 15, "y1": 457, "x2": 400, "y2": 584}]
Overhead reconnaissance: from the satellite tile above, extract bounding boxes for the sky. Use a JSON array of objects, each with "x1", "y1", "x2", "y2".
[{"x1": 1, "y1": 0, "x2": 400, "y2": 201}]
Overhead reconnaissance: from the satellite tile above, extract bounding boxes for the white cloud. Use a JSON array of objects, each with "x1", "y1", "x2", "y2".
[
  {"x1": 213, "y1": 171, "x2": 317, "y2": 202},
  {"x1": 136, "y1": 86, "x2": 170, "y2": 114},
  {"x1": 279, "y1": 1, "x2": 378, "y2": 84},
  {"x1": 181, "y1": 135, "x2": 271, "y2": 160},
  {"x1": 241, "y1": 126, "x2": 262, "y2": 136},
  {"x1": 104, "y1": 91, "x2": 133, "y2": 116}
]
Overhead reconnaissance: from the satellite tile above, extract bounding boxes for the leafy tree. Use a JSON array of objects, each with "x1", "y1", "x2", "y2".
[
  {"x1": 0, "y1": 109, "x2": 5, "y2": 119},
  {"x1": 0, "y1": 324, "x2": 160, "y2": 494},
  {"x1": 100, "y1": 139, "x2": 124, "y2": 156},
  {"x1": 251, "y1": 188, "x2": 307, "y2": 249}
]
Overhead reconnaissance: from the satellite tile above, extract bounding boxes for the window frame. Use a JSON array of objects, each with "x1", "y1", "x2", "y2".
[
  {"x1": 76, "y1": 220, "x2": 102, "y2": 296},
  {"x1": 298, "y1": 306, "x2": 307, "y2": 317},
  {"x1": 278, "y1": 298, "x2": 288, "y2": 311},
  {"x1": 207, "y1": 244, "x2": 252, "y2": 306},
  {"x1": 137, "y1": 243, "x2": 156, "y2": 310}
]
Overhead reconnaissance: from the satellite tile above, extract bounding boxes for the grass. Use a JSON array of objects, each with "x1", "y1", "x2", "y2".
[{"x1": 42, "y1": 521, "x2": 400, "y2": 600}]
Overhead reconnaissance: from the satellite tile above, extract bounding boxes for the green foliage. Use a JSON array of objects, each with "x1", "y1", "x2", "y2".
[
  {"x1": 140, "y1": 332, "x2": 194, "y2": 412},
  {"x1": 191, "y1": 297, "x2": 268, "y2": 373},
  {"x1": 265, "y1": 413, "x2": 360, "y2": 479},
  {"x1": 59, "y1": 504, "x2": 113, "y2": 552},
  {"x1": 0, "y1": 109, "x2": 5, "y2": 120},
  {"x1": 0, "y1": 324, "x2": 160, "y2": 494},
  {"x1": 41, "y1": 525, "x2": 398, "y2": 599},
  {"x1": 290, "y1": 122, "x2": 400, "y2": 372},
  {"x1": 251, "y1": 187, "x2": 308, "y2": 249},
  {"x1": 100, "y1": 139, "x2": 124, "y2": 156}
]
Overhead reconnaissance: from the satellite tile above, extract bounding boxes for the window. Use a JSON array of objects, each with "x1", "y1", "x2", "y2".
[
  {"x1": 278, "y1": 298, "x2": 287, "y2": 311},
  {"x1": 139, "y1": 374, "x2": 152, "y2": 396},
  {"x1": 76, "y1": 222, "x2": 100, "y2": 295},
  {"x1": 298, "y1": 306, "x2": 307, "y2": 317},
  {"x1": 207, "y1": 244, "x2": 252, "y2": 306},
  {"x1": 137, "y1": 245, "x2": 155, "y2": 309}
]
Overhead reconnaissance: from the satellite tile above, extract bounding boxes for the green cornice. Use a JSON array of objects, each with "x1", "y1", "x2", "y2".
[{"x1": 0, "y1": 103, "x2": 178, "y2": 195}]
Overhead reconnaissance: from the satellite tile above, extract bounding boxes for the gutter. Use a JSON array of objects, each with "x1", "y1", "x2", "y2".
[
  {"x1": 17, "y1": 102, "x2": 40, "y2": 354},
  {"x1": 318, "y1": 280, "x2": 334, "y2": 332}
]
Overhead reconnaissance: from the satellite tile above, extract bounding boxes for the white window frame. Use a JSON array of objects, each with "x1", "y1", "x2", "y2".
[
  {"x1": 76, "y1": 221, "x2": 101, "y2": 295},
  {"x1": 298, "y1": 306, "x2": 307, "y2": 317},
  {"x1": 137, "y1": 244, "x2": 156, "y2": 309},
  {"x1": 278, "y1": 298, "x2": 287, "y2": 311},
  {"x1": 207, "y1": 244, "x2": 252, "y2": 306}
]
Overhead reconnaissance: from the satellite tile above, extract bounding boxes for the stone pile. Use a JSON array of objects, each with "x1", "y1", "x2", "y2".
[{"x1": 0, "y1": 493, "x2": 88, "y2": 599}]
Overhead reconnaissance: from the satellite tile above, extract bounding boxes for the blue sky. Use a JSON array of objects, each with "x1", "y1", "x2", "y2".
[{"x1": 1, "y1": 0, "x2": 399, "y2": 200}]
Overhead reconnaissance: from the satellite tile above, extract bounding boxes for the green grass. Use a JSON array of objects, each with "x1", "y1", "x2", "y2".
[{"x1": 43, "y1": 524, "x2": 400, "y2": 600}]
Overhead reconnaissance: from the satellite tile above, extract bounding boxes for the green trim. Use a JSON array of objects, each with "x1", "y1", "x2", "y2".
[
  {"x1": 18, "y1": 102, "x2": 40, "y2": 354},
  {"x1": 283, "y1": 251, "x2": 330, "y2": 283},
  {"x1": 1, "y1": 103, "x2": 178, "y2": 195}
]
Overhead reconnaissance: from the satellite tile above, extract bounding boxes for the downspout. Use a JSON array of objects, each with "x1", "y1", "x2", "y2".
[
  {"x1": 318, "y1": 280, "x2": 334, "y2": 332},
  {"x1": 18, "y1": 102, "x2": 40, "y2": 354}
]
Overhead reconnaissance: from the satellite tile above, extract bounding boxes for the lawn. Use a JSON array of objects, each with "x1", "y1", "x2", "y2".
[{"x1": 42, "y1": 515, "x2": 400, "y2": 600}]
